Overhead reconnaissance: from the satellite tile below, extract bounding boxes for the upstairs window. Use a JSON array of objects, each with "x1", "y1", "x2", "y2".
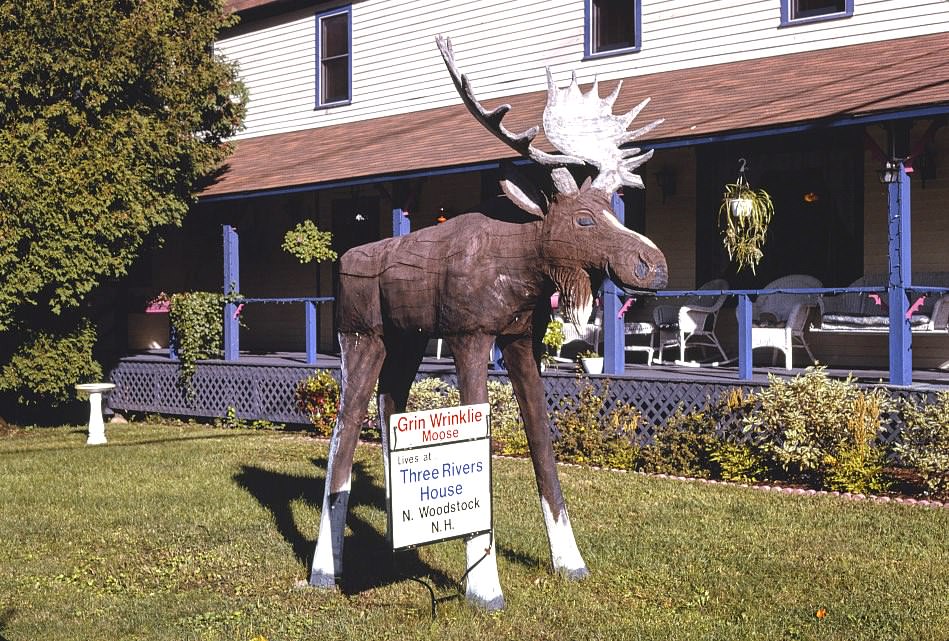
[
  {"x1": 315, "y1": 6, "x2": 351, "y2": 108},
  {"x1": 585, "y1": 0, "x2": 641, "y2": 58},
  {"x1": 781, "y1": 0, "x2": 853, "y2": 26}
]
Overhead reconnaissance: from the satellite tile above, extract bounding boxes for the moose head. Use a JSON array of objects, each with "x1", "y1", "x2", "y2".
[
  {"x1": 438, "y1": 35, "x2": 667, "y2": 325},
  {"x1": 308, "y1": 36, "x2": 667, "y2": 610}
]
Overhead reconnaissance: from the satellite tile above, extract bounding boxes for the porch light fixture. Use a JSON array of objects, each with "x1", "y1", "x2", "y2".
[{"x1": 879, "y1": 161, "x2": 900, "y2": 184}]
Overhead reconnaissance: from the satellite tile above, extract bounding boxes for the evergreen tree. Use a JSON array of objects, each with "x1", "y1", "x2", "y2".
[{"x1": 0, "y1": 0, "x2": 246, "y2": 410}]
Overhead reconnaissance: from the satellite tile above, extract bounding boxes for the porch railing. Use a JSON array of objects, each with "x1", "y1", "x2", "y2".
[
  {"x1": 226, "y1": 296, "x2": 334, "y2": 364},
  {"x1": 615, "y1": 283, "x2": 949, "y2": 386}
]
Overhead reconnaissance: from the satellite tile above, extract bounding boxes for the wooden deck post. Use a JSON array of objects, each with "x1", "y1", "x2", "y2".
[
  {"x1": 737, "y1": 294, "x2": 752, "y2": 380},
  {"x1": 887, "y1": 161, "x2": 912, "y2": 386},
  {"x1": 603, "y1": 193, "x2": 625, "y2": 375},
  {"x1": 223, "y1": 225, "x2": 240, "y2": 361},
  {"x1": 305, "y1": 301, "x2": 318, "y2": 364},
  {"x1": 392, "y1": 207, "x2": 411, "y2": 237}
]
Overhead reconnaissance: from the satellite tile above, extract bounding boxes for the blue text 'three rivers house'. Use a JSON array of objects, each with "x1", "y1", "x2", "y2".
[{"x1": 110, "y1": 0, "x2": 949, "y2": 423}]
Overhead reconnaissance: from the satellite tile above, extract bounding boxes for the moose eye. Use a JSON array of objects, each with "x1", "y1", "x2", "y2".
[{"x1": 576, "y1": 216, "x2": 595, "y2": 227}]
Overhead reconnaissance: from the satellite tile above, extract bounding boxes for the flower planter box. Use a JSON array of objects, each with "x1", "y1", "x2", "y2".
[
  {"x1": 145, "y1": 302, "x2": 170, "y2": 314},
  {"x1": 580, "y1": 357, "x2": 604, "y2": 375}
]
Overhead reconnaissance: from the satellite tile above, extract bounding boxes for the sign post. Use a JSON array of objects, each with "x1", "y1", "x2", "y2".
[{"x1": 387, "y1": 403, "x2": 492, "y2": 551}]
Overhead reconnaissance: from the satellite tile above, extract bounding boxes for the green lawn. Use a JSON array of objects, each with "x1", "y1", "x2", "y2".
[{"x1": 0, "y1": 423, "x2": 947, "y2": 641}]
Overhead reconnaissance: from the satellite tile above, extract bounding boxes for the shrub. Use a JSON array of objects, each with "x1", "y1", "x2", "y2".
[
  {"x1": 895, "y1": 392, "x2": 949, "y2": 499},
  {"x1": 743, "y1": 367, "x2": 893, "y2": 492},
  {"x1": 282, "y1": 220, "x2": 337, "y2": 264},
  {"x1": 553, "y1": 382, "x2": 641, "y2": 470},
  {"x1": 0, "y1": 0, "x2": 245, "y2": 409},
  {"x1": 638, "y1": 406, "x2": 718, "y2": 478},
  {"x1": 709, "y1": 442, "x2": 769, "y2": 483},
  {"x1": 0, "y1": 318, "x2": 101, "y2": 406},
  {"x1": 486, "y1": 380, "x2": 528, "y2": 456},
  {"x1": 405, "y1": 378, "x2": 460, "y2": 412},
  {"x1": 294, "y1": 370, "x2": 340, "y2": 436},
  {"x1": 169, "y1": 292, "x2": 223, "y2": 391},
  {"x1": 823, "y1": 443, "x2": 891, "y2": 495}
]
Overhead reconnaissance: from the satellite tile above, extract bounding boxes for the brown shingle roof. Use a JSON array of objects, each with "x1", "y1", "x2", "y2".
[
  {"x1": 225, "y1": 0, "x2": 284, "y2": 12},
  {"x1": 201, "y1": 33, "x2": 949, "y2": 199}
]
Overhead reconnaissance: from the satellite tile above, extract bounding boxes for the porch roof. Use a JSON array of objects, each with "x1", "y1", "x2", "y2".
[{"x1": 200, "y1": 32, "x2": 949, "y2": 200}]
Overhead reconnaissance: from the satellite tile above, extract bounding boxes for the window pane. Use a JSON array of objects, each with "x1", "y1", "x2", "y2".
[
  {"x1": 322, "y1": 57, "x2": 349, "y2": 104},
  {"x1": 793, "y1": 0, "x2": 845, "y2": 18},
  {"x1": 593, "y1": 0, "x2": 635, "y2": 52},
  {"x1": 321, "y1": 13, "x2": 349, "y2": 58}
]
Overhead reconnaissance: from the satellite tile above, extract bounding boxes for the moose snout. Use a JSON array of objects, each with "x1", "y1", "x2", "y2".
[
  {"x1": 608, "y1": 250, "x2": 668, "y2": 293},
  {"x1": 650, "y1": 261, "x2": 668, "y2": 289}
]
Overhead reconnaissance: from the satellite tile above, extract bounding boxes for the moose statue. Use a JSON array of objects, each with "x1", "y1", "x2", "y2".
[{"x1": 308, "y1": 36, "x2": 668, "y2": 610}]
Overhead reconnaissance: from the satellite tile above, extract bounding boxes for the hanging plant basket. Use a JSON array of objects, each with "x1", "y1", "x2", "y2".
[{"x1": 718, "y1": 160, "x2": 774, "y2": 274}]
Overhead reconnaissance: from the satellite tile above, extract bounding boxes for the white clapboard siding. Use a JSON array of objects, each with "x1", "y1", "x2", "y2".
[{"x1": 216, "y1": 0, "x2": 949, "y2": 140}]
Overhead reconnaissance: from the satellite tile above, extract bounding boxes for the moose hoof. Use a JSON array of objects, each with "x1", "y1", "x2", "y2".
[
  {"x1": 559, "y1": 566, "x2": 590, "y2": 581},
  {"x1": 466, "y1": 593, "x2": 506, "y2": 611},
  {"x1": 308, "y1": 570, "x2": 338, "y2": 589}
]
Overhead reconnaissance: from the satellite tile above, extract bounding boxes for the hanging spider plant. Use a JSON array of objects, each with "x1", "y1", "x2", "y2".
[{"x1": 718, "y1": 168, "x2": 774, "y2": 274}]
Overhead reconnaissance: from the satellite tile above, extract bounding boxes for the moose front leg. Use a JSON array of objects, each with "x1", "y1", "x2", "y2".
[
  {"x1": 310, "y1": 332, "x2": 386, "y2": 589},
  {"x1": 499, "y1": 335, "x2": 589, "y2": 580},
  {"x1": 447, "y1": 333, "x2": 506, "y2": 611}
]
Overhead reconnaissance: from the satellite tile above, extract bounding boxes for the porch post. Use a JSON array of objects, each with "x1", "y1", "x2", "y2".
[
  {"x1": 603, "y1": 192, "x2": 625, "y2": 374},
  {"x1": 305, "y1": 301, "x2": 318, "y2": 364},
  {"x1": 392, "y1": 207, "x2": 411, "y2": 237},
  {"x1": 887, "y1": 161, "x2": 912, "y2": 386},
  {"x1": 737, "y1": 294, "x2": 752, "y2": 381},
  {"x1": 223, "y1": 225, "x2": 240, "y2": 361}
]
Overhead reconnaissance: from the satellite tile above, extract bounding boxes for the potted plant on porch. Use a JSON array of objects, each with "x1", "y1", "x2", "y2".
[
  {"x1": 541, "y1": 318, "x2": 565, "y2": 371},
  {"x1": 577, "y1": 349, "x2": 604, "y2": 375},
  {"x1": 718, "y1": 159, "x2": 774, "y2": 274},
  {"x1": 282, "y1": 219, "x2": 337, "y2": 265}
]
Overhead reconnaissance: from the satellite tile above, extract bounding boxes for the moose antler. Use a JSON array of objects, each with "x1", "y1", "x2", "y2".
[
  {"x1": 436, "y1": 35, "x2": 662, "y2": 194},
  {"x1": 543, "y1": 72, "x2": 663, "y2": 192},
  {"x1": 436, "y1": 35, "x2": 587, "y2": 170}
]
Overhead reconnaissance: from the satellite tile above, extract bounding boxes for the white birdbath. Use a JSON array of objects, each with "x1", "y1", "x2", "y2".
[{"x1": 75, "y1": 383, "x2": 116, "y2": 445}]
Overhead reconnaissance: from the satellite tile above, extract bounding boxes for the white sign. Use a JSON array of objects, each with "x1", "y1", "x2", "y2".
[{"x1": 387, "y1": 403, "x2": 492, "y2": 550}]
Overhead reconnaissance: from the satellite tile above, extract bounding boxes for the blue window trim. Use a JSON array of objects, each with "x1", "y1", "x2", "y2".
[
  {"x1": 583, "y1": 0, "x2": 641, "y2": 60},
  {"x1": 315, "y1": 4, "x2": 352, "y2": 109},
  {"x1": 779, "y1": 0, "x2": 853, "y2": 27}
]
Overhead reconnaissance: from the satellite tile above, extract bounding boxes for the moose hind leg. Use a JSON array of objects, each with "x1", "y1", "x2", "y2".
[
  {"x1": 310, "y1": 332, "x2": 386, "y2": 588},
  {"x1": 500, "y1": 335, "x2": 589, "y2": 579},
  {"x1": 448, "y1": 334, "x2": 506, "y2": 610},
  {"x1": 376, "y1": 332, "x2": 427, "y2": 496}
]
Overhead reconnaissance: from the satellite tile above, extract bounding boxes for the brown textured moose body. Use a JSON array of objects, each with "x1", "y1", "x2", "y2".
[{"x1": 309, "y1": 36, "x2": 668, "y2": 610}]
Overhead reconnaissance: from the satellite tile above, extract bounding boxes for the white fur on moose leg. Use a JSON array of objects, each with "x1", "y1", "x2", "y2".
[
  {"x1": 464, "y1": 532, "x2": 505, "y2": 610},
  {"x1": 309, "y1": 434, "x2": 352, "y2": 589},
  {"x1": 541, "y1": 498, "x2": 589, "y2": 579}
]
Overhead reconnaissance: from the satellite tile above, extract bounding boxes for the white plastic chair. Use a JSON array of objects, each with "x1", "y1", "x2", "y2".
[
  {"x1": 749, "y1": 274, "x2": 822, "y2": 369},
  {"x1": 653, "y1": 279, "x2": 729, "y2": 364}
]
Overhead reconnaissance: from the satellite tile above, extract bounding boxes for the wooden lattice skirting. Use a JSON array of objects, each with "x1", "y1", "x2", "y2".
[{"x1": 108, "y1": 358, "x2": 937, "y2": 443}]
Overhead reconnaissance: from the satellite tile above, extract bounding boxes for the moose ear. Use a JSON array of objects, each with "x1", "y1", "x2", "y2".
[{"x1": 499, "y1": 165, "x2": 547, "y2": 218}]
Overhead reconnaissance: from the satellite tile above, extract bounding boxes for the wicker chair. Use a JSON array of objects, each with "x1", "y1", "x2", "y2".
[
  {"x1": 653, "y1": 279, "x2": 730, "y2": 364},
  {"x1": 749, "y1": 274, "x2": 822, "y2": 369}
]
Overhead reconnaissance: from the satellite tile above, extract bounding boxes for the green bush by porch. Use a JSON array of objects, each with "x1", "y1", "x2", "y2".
[
  {"x1": 0, "y1": 0, "x2": 247, "y2": 411},
  {"x1": 293, "y1": 367, "x2": 948, "y2": 500}
]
